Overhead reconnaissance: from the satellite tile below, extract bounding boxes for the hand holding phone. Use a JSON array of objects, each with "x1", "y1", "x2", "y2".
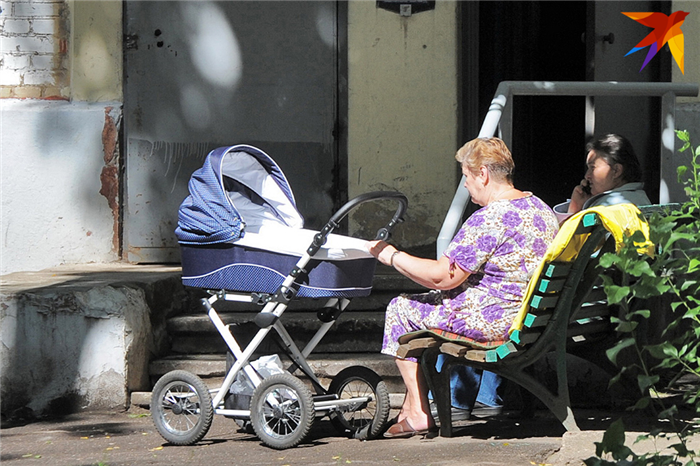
[{"x1": 581, "y1": 180, "x2": 591, "y2": 195}]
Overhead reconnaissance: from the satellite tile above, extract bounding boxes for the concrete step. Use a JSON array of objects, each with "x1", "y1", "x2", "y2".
[
  {"x1": 136, "y1": 352, "x2": 406, "y2": 409},
  {"x1": 166, "y1": 311, "x2": 387, "y2": 354}
]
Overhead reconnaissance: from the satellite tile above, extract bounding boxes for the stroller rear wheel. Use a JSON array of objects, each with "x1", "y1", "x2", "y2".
[
  {"x1": 250, "y1": 372, "x2": 315, "y2": 450},
  {"x1": 150, "y1": 370, "x2": 214, "y2": 445},
  {"x1": 328, "y1": 366, "x2": 391, "y2": 440}
]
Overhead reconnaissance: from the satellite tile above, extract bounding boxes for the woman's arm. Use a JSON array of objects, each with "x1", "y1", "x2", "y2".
[{"x1": 365, "y1": 240, "x2": 470, "y2": 290}]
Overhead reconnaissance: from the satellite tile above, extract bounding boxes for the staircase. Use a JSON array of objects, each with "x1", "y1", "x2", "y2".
[{"x1": 132, "y1": 265, "x2": 425, "y2": 408}]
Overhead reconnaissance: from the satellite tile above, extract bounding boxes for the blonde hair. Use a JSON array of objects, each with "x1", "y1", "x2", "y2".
[{"x1": 455, "y1": 137, "x2": 514, "y2": 183}]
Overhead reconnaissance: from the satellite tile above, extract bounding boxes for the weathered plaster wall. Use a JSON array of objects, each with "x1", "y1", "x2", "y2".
[
  {"x1": 347, "y1": 1, "x2": 459, "y2": 252},
  {"x1": 0, "y1": 286, "x2": 150, "y2": 414},
  {"x1": 69, "y1": 0, "x2": 122, "y2": 102},
  {"x1": 0, "y1": 265, "x2": 184, "y2": 418},
  {"x1": 0, "y1": 100, "x2": 120, "y2": 274}
]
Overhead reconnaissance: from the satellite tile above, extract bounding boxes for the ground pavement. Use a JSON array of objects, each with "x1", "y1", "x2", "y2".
[{"x1": 2, "y1": 405, "x2": 669, "y2": 466}]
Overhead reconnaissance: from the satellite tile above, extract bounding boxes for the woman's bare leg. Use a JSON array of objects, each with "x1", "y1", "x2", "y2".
[{"x1": 395, "y1": 358, "x2": 435, "y2": 431}]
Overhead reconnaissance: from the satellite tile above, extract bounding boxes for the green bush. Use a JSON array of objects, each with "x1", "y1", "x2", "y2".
[{"x1": 585, "y1": 130, "x2": 700, "y2": 466}]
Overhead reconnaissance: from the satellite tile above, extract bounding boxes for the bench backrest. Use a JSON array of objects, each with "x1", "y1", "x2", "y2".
[
  {"x1": 507, "y1": 212, "x2": 616, "y2": 356},
  {"x1": 506, "y1": 204, "x2": 678, "y2": 359}
]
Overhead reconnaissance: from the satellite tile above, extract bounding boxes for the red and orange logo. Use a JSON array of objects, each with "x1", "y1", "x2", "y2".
[{"x1": 623, "y1": 11, "x2": 689, "y2": 74}]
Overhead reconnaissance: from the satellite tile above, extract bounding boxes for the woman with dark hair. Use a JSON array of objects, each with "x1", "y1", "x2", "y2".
[
  {"x1": 366, "y1": 138, "x2": 559, "y2": 438},
  {"x1": 554, "y1": 133, "x2": 651, "y2": 223}
]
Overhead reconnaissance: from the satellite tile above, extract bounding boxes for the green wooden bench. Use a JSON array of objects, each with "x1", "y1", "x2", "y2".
[{"x1": 397, "y1": 205, "x2": 666, "y2": 436}]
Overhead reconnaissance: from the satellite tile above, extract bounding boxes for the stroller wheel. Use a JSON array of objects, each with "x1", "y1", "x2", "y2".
[
  {"x1": 250, "y1": 373, "x2": 315, "y2": 450},
  {"x1": 328, "y1": 366, "x2": 391, "y2": 440},
  {"x1": 150, "y1": 370, "x2": 214, "y2": 445}
]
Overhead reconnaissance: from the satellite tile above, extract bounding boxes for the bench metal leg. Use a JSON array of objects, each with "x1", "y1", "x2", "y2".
[{"x1": 422, "y1": 349, "x2": 582, "y2": 434}]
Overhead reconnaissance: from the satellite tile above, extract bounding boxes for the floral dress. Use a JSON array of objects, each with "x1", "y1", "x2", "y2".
[{"x1": 381, "y1": 194, "x2": 559, "y2": 361}]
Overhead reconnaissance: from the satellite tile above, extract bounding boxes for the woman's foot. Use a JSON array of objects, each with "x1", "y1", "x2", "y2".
[{"x1": 384, "y1": 418, "x2": 438, "y2": 438}]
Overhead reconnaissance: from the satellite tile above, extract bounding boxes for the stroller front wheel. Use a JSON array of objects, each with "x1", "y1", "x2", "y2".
[
  {"x1": 328, "y1": 366, "x2": 391, "y2": 440},
  {"x1": 150, "y1": 370, "x2": 214, "y2": 445},
  {"x1": 250, "y1": 373, "x2": 315, "y2": 450}
]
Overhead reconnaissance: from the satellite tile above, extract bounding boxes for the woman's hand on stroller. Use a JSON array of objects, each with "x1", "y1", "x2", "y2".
[{"x1": 365, "y1": 240, "x2": 398, "y2": 267}]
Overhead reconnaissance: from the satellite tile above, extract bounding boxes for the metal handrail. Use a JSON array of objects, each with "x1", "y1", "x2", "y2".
[{"x1": 437, "y1": 80, "x2": 699, "y2": 256}]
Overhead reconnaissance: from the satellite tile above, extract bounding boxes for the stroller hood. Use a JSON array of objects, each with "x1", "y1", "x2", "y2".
[{"x1": 175, "y1": 145, "x2": 304, "y2": 245}]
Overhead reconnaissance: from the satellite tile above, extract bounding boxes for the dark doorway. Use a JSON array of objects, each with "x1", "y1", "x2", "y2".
[{"x1": 465, "y1": 1, "x2": 588, "y2": 208}]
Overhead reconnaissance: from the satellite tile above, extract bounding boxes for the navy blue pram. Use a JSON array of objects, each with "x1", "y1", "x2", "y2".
[{"x1": 151, "y1": 144, "x2": 407, "y2": 449}]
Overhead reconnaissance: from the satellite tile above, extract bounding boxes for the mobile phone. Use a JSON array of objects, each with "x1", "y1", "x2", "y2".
[{"x1": 582, "y1": 182, "x2": 591, "y2": 195}]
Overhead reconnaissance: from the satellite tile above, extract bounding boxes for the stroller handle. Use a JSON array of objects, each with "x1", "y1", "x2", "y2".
[{"x1": 307, "y1": 191, "x2": 408, "y2": 256}]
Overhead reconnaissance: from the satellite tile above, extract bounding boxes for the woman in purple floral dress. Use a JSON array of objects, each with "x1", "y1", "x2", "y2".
[{"x1": 366, "y1": 138, "x2": 559, "y2": 438}]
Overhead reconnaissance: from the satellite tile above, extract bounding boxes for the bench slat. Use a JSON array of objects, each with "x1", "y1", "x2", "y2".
[
  {"x1": 572, "y1": 302, "x2": 611, "y2": 321},
  {"x1": 568, "y1": 319, "x2": 612, "y2": 340},
  {"x1": 496, "y1": 342, "x2": 517, "y2": 359},
  {"x1": 543, "y1": 262, "x2": 572, "y2": 279},
  {"x1": 440, "y1": 341, "x2": 469, "y2": 358},
  {"x1": 583, "y1": 286, "x2": 607, "y2": 303},
  {"x1": 530, "y1": 293, "x2": 559, "y2": 309},
  {"x1": 396, "y1": 337, "x2": 440, "y2": 359},
  {"x1": 538, "y1": 277, "x2": 566, "y2": 293},
  {"x1": 524, "y1": 310, "x2": 553, "y2": 328},
  {"x1": 465, "y1": 349, "x2": 488, "y2": 362}
]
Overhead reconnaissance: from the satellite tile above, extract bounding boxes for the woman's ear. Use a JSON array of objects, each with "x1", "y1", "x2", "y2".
[
  {"x1": 612, "y1": 163, "x2": 624, "y2": 181},
  {"x1": 478, "y1": 165, "x2": 489, "y2": 184}
]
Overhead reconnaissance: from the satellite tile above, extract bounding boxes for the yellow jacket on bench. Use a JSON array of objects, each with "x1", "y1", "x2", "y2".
[{"x1": 509, "y1": 203, "x2": 652, "y2": 335}]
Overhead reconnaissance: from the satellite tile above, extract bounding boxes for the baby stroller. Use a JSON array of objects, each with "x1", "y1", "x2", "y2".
[{"x1": 150, "y1": 144, "x2": 407, "y2": 449}]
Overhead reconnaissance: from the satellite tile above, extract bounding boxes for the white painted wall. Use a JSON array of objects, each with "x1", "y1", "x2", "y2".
[
  {"x1": 0, "y1": 100, "x2": 119, "y2": 274},
  {"x1": 347, "y1": 1, "x2": 459, "y2": 251}
]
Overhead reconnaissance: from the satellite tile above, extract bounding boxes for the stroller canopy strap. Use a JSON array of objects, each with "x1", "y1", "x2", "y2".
[{"x1": 176, "y1": 145, "x2": 303, "y2": 245}]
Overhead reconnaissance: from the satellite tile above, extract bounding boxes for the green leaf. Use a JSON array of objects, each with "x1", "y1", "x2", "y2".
[
  {"x1": 615, "y1": 320, "x2": 639, "y2": 333},
  {"x1": 606, "y1": 338, "x2": 636, "y2": 366},
  {"x1": 597, "y1": 418, "x2": 634, "y2": 460},
  {"x1": 689, "y1": 259, "x2": 700, "y2": 274},
  {"x1": 646, "y1": 342, "x2": 680, "y2": 360},
  {"x1": 631, "y1": 396, "x2": 651, "y2": 410},
  {"x1": 599, "y1": 253, "x2": 621, "y2": 269},
  {"x1": 605, "y1": 285, "x2": 631, "y2": 304},
  {"x1": 681, "y1": 280, "x2": 698, "y2": 292},
  {"x1": 637, "y1": 374, "x2": 660, "y2": 392},
  {"x1": 628, "y1": 260, "x2": 656, "y2": 278},
  {"x1": 630, "y1": 308, "x2": 651, "y2": 320},
  {"x1": 676, "y1": 129, "x2": 690, "y2": 142},
  {"x1": 659, "y1": 404, "x2": 679, "y2": 420}
]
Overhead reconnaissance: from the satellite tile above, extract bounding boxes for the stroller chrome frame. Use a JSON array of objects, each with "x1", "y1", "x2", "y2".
[{"x1": 151, "y1": 191, "x2": 408, "y2": 450}]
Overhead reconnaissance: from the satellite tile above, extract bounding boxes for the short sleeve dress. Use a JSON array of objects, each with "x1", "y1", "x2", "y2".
[{"x1": 381, "y1": 194, "x2": 559, "y2": 361}]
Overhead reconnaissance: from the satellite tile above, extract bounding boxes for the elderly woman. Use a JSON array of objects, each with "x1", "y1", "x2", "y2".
[
  {"x1": 554, "y1": 133, "x2": 651, "y2": 223},
  {"x1": 366, "y1": 137, "x2": 559, "y2": 438}
]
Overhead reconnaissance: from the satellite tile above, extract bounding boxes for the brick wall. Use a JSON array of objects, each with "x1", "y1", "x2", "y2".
[{"x1": 0, "y1": 0, "x2": 69, "y2": 99}]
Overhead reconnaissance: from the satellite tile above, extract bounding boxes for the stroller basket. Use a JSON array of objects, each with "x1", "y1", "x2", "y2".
[{"x1": 151, "y1": 145, "x2": 407, "y2": 449}]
